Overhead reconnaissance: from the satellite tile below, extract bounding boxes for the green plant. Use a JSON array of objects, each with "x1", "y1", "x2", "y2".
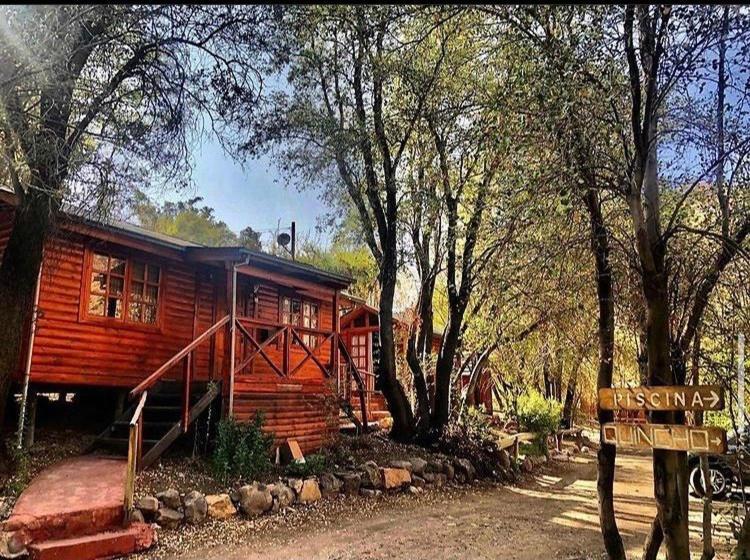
[
  {"x1": 2, "y1": 441, "x2": 30, "y2": 497},
  {"x1": 516, "y1": 390, "x2": 562, "y2": 451},
  {"x1": 284, "y1": 453, "x2": 328, "y2": 478},
  {"x1": 211, "y1": 414, "x2": 274, "y2": 484}
]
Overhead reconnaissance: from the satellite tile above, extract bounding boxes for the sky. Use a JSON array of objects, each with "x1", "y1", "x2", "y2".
[{"x1": 155, "y1": 138, "x2": 331, "y2": 245}]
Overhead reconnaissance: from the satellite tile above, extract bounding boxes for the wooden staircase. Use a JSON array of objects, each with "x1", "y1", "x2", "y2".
[{"x1": 91, "y1": 380, "x2": 220, "y2": 469}]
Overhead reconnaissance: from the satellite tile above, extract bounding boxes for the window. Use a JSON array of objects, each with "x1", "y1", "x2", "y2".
[
  {"x1": 86, "y1": 250, "x2": 161, "y2": 325},
  {"x1": 281, "y1": 295, "x2": 320, "y2": 348}
]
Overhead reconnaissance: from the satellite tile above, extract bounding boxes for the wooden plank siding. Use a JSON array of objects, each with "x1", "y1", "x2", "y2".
[{"x1": 29, "y1": 233, "x2": 216, "y2": 388}]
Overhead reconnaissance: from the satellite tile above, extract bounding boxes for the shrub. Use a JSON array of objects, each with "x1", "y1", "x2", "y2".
[
  {"x1": 211, "y1": 414, "x2": 274, "y2": 484},
  {"x1": 284, "y1": 453, "x2": 328, "y2": 478},
  {"x1": 516, "y1": 390, "x2": 563, "y2": 451},
  {"x1": 439, "y1": 406, "x2": 508, "y2": 479}
]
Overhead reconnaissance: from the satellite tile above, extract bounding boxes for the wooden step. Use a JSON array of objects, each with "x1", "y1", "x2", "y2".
[{"x1": 28, "y1": 522, "x2": 154, "y2": 560}]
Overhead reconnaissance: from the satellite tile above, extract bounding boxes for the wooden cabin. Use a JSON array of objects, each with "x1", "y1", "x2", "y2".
[{"x1": 0, "y1": 191, "x2": 375, "y2": 464}]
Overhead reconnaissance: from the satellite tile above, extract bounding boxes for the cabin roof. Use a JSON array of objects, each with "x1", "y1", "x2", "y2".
[{"x1": 0, "y1": 185, "x2": 352, "y2": 289}]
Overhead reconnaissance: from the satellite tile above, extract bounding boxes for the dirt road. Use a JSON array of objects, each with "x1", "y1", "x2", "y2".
[{"x1": 162, "y1": 452, "x2": 735, "y2": 560}]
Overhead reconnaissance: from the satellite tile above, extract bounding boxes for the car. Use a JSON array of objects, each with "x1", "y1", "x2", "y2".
[{"x1": 688, "y1": 427, "x2": 750, "y2": 500}]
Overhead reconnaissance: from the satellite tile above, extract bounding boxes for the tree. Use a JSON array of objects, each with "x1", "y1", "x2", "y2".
[
  {"x1": 236, "y1": 6, "x2": 460, "y2": 440},
  {"x1": 0, "y1": 5, "x2": 273, "y2": 427},
  {"x1": 129, "y1": 191, "x2": 263, "y2": 250}
]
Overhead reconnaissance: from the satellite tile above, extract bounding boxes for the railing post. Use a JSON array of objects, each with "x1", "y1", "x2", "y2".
[
  {"x1": 284, "y1": 326, "x2": 291, "y2": 377},
  {"x1": 182, "y1": 353, "x2": 192, "y2": 432}
]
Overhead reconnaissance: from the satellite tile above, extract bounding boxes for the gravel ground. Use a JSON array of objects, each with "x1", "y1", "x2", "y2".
[{"x1": 132, "y1": 451, "x2": 735, "y2": 560}]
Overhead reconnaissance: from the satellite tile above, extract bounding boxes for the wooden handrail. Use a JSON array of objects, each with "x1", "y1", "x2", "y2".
[
  {"x1": 338, "y1": 338, "x2": 369, "y2": 431},
  {"x1": 124, "y1": 391, "x2": 147, "y2": 518},
  {"x1": 236, "y1": 316, "x2": 333, "y2": 337},
  {"x1": 130, "y1": 314, "x2": 230, "y2": 398}
]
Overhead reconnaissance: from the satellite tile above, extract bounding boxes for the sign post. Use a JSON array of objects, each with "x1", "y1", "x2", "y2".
[
  {"x1": 739, "y1": 334, "x2": 745, "y2": 433},
  {"x1": 599, "y1": 385, "x2": 728, "y2": 455}
]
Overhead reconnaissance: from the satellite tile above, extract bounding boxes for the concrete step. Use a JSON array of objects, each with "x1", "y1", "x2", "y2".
[{"x1": 27, "y1": 522, "x2": 154, "y2": 560}]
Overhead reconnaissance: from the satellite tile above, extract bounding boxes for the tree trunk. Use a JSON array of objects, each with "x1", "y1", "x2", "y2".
[
  {"x1": 585, "y1": 189, "x2": 627, "y2": 560},
  {"x1": 737, "y1": 514, "x2": 750, "y2": 560},
  {"x1": 431, "y1": 306, "x2": 462, "y2": 432},
  {"x1": 562, "y1": 374, "x2": 578, "y2": 429},
  {"x1": 377, "y1": 246, "x2": 416, "y2": 441},
  {"x1": 0, "y1": 191, "x2": 52, "y2": 429},
  {"x1": 642, "y1": 517, "x2": 663, "y2": 560}
]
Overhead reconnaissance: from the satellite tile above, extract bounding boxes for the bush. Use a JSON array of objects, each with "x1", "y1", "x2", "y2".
[
  {"x1": 516, "y1": 390, "x2": 562, "y2": 450},
  {"x1": 211, "y1": 414, "x2": 274, "y2": 484},
  {"x1": 284, "y1": 453, "x2": 328, "y2": 478},
  {"x1": 439, "y1": 407, "x2": 508, "y2": 479}
]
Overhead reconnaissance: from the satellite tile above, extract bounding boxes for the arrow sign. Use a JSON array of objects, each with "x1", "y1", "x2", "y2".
[
  {"x1": 602, "y1": 422, "x2": 727, "y2": 454},
  {"x1": 599, "y1": 385, "x2": 724, "y2": 412}
]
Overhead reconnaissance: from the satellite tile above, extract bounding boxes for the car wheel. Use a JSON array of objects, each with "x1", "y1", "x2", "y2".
[{"x1": 689, "y1": 463, "x2": 730, "y2": 499}]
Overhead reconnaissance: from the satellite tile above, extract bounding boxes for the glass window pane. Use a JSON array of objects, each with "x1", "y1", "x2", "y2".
[
  {"x1": 110, "y1": 277, "x2": 124, "y2": 296},
  {"x1": 128, "y1": 302, "x2": 142, "y2": 322},
  {"x1": 131, "y1": 261, "x2": 145, "y2": 281},
  {"x1": 145, "y1": 285, "x2": 158, "y2": 304},
  {"x1": 88, "y1": 294, "x2": 105, "y2": 316},
  {"x1": 144, "y1": 305, "x2": 157, "y2": 324},
  {"x1": 90, "y1": 272, "x2": 107, "y2": 294},
  {"x1": 92, "y1": 253, "x2": 109, "y2": 272},
  {"x1": 110, "y1": 257, "x2": 126, "y2": 276},
  {"x1": 291, "y1": 300, "x2": 301, "y2": 325},
  {"x1": 130, "y1": 281, "x2": 144, "y2": 302},
  {"x1": 147, "y1": 265, "x2": 160, "y2": 283},
  {"x1": 106, "y1": 297, "x2": 122, "y2": 318}
]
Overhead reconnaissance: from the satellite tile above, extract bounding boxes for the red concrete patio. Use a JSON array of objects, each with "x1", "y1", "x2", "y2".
[{"x1": 2, "y1": 455, "x2": 153, "y2": 559}]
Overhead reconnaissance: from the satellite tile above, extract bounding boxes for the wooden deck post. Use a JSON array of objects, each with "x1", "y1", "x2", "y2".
[
  {"x1": 228, "y1": 262, "x2": 238, "y2": 417},
  {"x1": 332, "y1": 291, "x2": 340, "y2": 386}
]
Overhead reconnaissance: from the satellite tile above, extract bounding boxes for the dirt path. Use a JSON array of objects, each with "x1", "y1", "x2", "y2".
[{"x1": 161, "y1": 452, "x2": 735, "y2": 560}]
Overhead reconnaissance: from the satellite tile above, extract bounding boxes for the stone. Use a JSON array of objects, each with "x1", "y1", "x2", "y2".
[
  {"x1": 239, "y1": 483, "x2": 273, "y2": 517},
  {"x1": 298, "y1": 479, "x2": 322, "y2": 504},
  {"x1": 156, "y1": 489, "x2": 181, "y2": 510},
  {"x1": 453, "y1": 458, "x2": 476, "y2": 482},
  {"x1": 271, "y1": 483, "x2": 296, "y2": 509},
  {"x1": 340, "y1": 472, "x2": 362, "y2": 496},
  {"x1": 407, "y1": 485, "x2": 422, "y2": 495},
  {"x1": 228, "y1": 487, "x2": 241, "y2": 504},
  {"x1": 408, "y1": 457, "x2": 428, "y2": 477},
  {"x1": 287, "y1": 478, "x2": 304, "y2": 495},
  {"x1": 580, "y1": 446, "x2": 590, "y2": 454},
  {"x1": 360, "y1": 488, "x2": 378, "y2": 497},
  {"x1": 319, "y1": 473, "x2": 343, "y2": 497},
  {"x1": 522, "y1": 456, "x2": 534, "y2": 473},
  {"x1": 442, "y1": 462, "x2": 455, "y2": 481},
  {"x1": 206, "y1": 494, "x2": 237, "y2": 519},
  {"x1": 183, "y1": 491, "x2": 207, "y2": 525},
  {"x1": 455, "y1": 471, "x2": 467, "y2": 484},
  {"x1": 422, "y1": 472, "x2": 435, "y2": 483},
  {"x1": 388, "y1": 460, "x2": 413, "y2": 473},
  {"x1": 155, "y1": 507, "x2": 183, "y2": 529},
  {"x1": 279, "y1": 439, "x2": 304, "y2": 465},
  {"x1": 129, "y1": 509, "x2": 145, "y2": 524},
  {"x1": 426, "y1": 461, "x2": 443, "y2": 474},
  {"x1": 412, "y1": 475, "x2": 426, "y2": 488},
  {"x1": 380, "y1": 467, "x2": 411, "y2": 490},
  {"x1": 497, "y1": 449, "x2": 511, "y2": 470},
  {"x1": 135, "y1": 496, "x2": 159, "y2": 518},
  {"x1": 359, "y1": 461, "x2": 383, "y2": 489}
]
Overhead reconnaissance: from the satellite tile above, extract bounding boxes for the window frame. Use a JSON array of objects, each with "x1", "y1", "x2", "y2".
[
  {"x1": 278, "y1": 292, "x2": 322, "y2": 349},
  {"x1": 80, "y1": 246, "x2": 165, "y2": 330}
]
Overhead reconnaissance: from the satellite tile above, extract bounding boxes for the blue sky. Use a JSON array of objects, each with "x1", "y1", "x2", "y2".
[{"x1": 156, "y1": 138, "x2": 330, "y2": 245}]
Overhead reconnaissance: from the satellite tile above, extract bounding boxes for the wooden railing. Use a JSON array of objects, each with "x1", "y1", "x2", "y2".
[
  {"x1": 124, "y1": 391, "x2": 147, "y2": 519},
  {"x1": 130, "y1": 314, "x2": 229, "y2": 434},
  {"x1": 234, "y1": 317, "x2": 369, "y2": 432},
  {"x1": 234, "y1": 317, "x2": 335, "y2": 379},
  {"x1": 337, "y1": 337, "x2": 369, "y2": 430}
]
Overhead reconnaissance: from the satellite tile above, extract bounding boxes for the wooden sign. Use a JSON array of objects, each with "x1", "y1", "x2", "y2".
[
  {"x1": 602, "y1": 422, "x2": 727, "y2": 454},
  {"x1": 598, "y1": 385, "x2": 724, "y2": 411}
]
